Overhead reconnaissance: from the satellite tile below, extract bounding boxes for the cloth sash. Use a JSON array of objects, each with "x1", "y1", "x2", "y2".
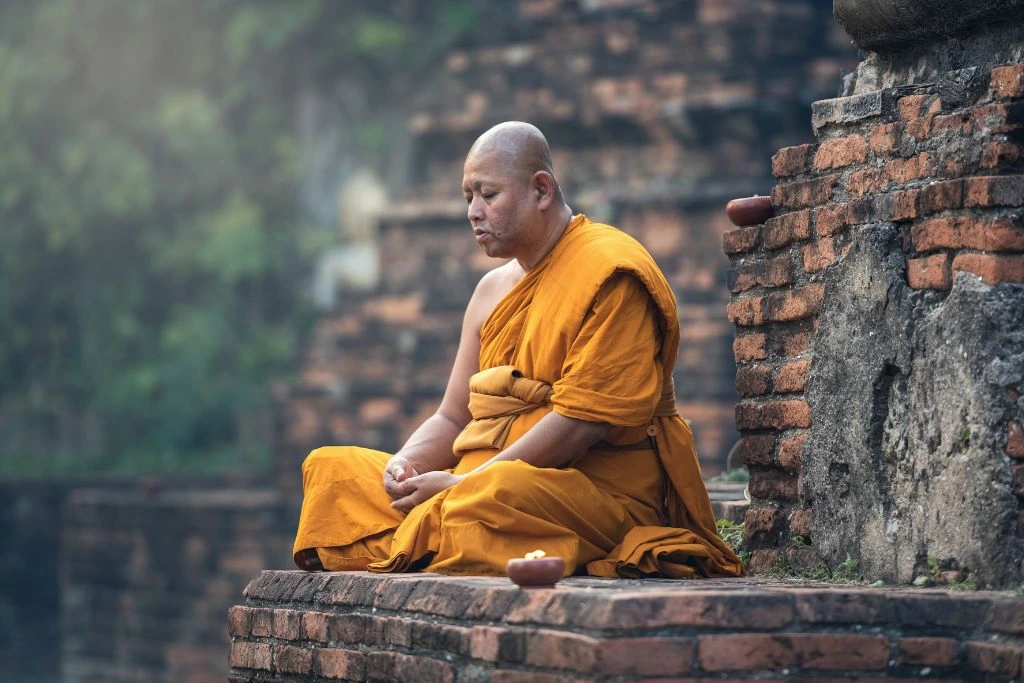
[{"x1": 451, "y1": 366, "x2": 553, "y2": 454}]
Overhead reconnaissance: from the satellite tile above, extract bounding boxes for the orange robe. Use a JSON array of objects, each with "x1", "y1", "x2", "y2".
[{"x1": 293, "y1": 214, "x2": 744, "y2": 578}]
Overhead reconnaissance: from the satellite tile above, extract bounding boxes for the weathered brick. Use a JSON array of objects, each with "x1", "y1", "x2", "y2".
[
  {"x1": 366, "y1": 651, "x2": 454, "y2": 683},
  {"x1": 869, "y1": 122, "x2": 901, "y2": 156},
  {"x1": 1012, "y1": 464, "x2": 1024, "y2": 497},
  {"x1": 794, "y1": 590, "x2": 894, "y2": 625},
  {"x1": 728, "y1": 253, "x2": 792, "y2": 293},
  {"x1": 846, "y1": 167, "x2": 885, "y2": 197},
  {"x1": 748, "y1": 548, "x2": 783, "y2": 573},
  {"x1": 790, "y1": 634, "x2": 890, "y2": 670},
  {"x1": 789, "y1": 508, "x2": 812, "y2": 536},
  {"x1": 274, "y1": 644, "x2": 313, "y2": 675},
  {"x1": 228, "y1": 606, "x2": 253, "y2": 638},
  {"x1": 764, "y1": 209, "x2": 812, "y2": 249},
  {"x1": 726, "y1": 297, "x2": 765, "y2": 327},
  {"x1": 890, "y1": 188, "x2": 921, "y2": 220},
  {"x1": 748, "y1": 467, "x2": 800, "y2": 501},
  {"x1": 952, "y1": 253, "x2": 1024, "y2": 284},
  {"x1": 327, "y1": 614, "x2": 369, "y2": 644},
  {"x1": 470, "y1": 625, "x2": 525, "y2": 663},
  {"x1": 736, "y1": 400, "x2": 811, "y2": 430},
  {"x1": 898, "y1": 637, "x2": 960, "y2": 667},
  {"x1": 884, "y1": 152, "x2": 933, "y2": 185},
  {"x1": 771, "y1": 174, "x2": 840, "y2": 210},
  {"x1": 973, "y1": 101, "x2": 1024, "y2": 134},
  {"x1": 1007, "y1": 421, "x2": 1024, "y2": 459},
  {"x1": 908, "y1": 253, "x2": 952, "y2": 290},
  {"x1": 733, "y1": 333, "x2": 768, "y2": 363},
  {"x1": 775, "y1": 359, "x2": 811, "y2": 393},
  {"x1": 912, "y1": 216, "x2": 1024, "y2": 252},
  {"x1": 980, "y1": 141, "x2": 1024, "y2": 169},
  {"x1": 778, "y1": 433, "x2": 807, "y2": 471},
  {"x1": 744, "y1": 506, "x2": 784, "y2": 537},
  {"x1": 965, "y1": 641, "x2": 1022, "y2": 677},
  {"x1": 920, "y1": 179, "x2": 964, "y2": 214},
  {"x1": 772, "y1": 143, "x2": 815, "y2": 178},
  {"x1": 991, "y1": 64, "x2": 1024, "y2": 99},
  {"x1": 698, "y1": 633, "x2": 798, "y2": 671},
  {"x1": 272, "y1": 609, "x2": 303, "y2": 640},
  {"x1": 735, "y1": 365, "x2": 772, "y2": 397},
  {"x1": 803, "y1": 236, "x2": 842, "y2": 273},
  {"x1": 812, "y1": 91, "x2": 885, "y2": 132},
  {"x1": 964, "y1": 175, "x2": 1024, "y2": 208},
  {"x1": 316, "y1": 648, "x2": 365, "y2": 680},
  {"x1": 229, "y1": 642, "x2": 272, "y2": 671},
  {"x1": 410, "y1": 621, "x2": 471, "y2": 655},
  {"x1": 765, "y1": 283, "x2": 825, "y2": 323},
  {"x1": 813, "y1": 135, "x2": 868, "y2": 170},
  {"x1": 249, "y1": 609, "x2": 273, "y2": 638},
  {"x1": 598, "y1": 637, "x2": 695, "y2": 676},
  {"x1": 372, "y1": 616, "x2": 414, "y2": 648},
  {"x1": 932, "y1": 110, "x2": 972, "y2": 135},
  {"x1": 814, "y1": 201, "x2": 869, "y2": 236},
  {"x1": 723, "y1": 224, "x2": 761, "y2": 254},
  {"x1": 772, "y1": 321, "x2": 817, "y2": 358},
  {"x1": 491, "y1": 673, "x2": 561, "y2": 683},
  {"x1": 525, "y1": 629, "x2": 600, "y2": 672},
  {"x1": 303, "y1": 611, "x2": 329, "y2": 642},
  {"x1": 736, "y1": 435, "x2": 777, "y2": 467},
  {"x1": 898, "y1": 94, "x2": 932, "y2": 121}
]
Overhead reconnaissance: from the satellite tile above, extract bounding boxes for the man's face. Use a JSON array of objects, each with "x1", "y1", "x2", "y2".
[{"x1": 462, "y1": 151, "x2": 537, "y2": 260}]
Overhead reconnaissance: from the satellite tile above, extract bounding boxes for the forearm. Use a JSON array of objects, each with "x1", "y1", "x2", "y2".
[
  {"x1": 393, "y1": 411, "x2": 463, "y2": 472},
  {"x1": 465, "y1": 411, "x2": 611, "y2": 475}
]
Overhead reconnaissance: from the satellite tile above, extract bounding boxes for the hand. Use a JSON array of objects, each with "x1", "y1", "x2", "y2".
[
  {"x1": 383, "y1": 456, "x2": 419, "y2": 500},
  {"x1": 390, "y1": 471, "x2": 463, "y2": 514}
]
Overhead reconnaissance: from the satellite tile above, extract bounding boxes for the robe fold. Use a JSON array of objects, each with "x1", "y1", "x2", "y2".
[{"x1": 293, "y1": 214, "x2": 744, "y2": 578}]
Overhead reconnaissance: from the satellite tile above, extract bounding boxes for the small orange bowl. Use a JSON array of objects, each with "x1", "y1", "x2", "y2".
[
  {"x1": 506, "y1": 557, "x2": 565, "y2": 588},
  {"x1": 725, "y1": 196, "x2": 773, "y2": 227}
]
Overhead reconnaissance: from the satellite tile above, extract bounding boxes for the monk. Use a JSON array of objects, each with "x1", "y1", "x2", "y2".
[{"x1": 292, "y1": 121, "x2": 743, "y2": 579}]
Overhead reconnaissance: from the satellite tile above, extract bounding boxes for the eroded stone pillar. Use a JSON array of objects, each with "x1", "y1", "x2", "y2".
[{"x1": 728, "y1": 0, "x2": 1024, "y2": 587}]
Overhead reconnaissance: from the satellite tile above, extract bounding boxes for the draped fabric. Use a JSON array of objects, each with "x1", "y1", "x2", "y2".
[{"x1": 292, "y1": 214, "x2": 744, "y2": 578}]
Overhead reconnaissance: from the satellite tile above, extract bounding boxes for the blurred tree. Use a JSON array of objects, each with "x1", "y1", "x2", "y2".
[{"x1": 0, "y1": 0, "x2": 477, "y2": 476}]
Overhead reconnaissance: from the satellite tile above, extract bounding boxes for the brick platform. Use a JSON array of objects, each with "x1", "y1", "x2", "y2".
[{"x1": 229, "y1": 571, "x2": 1023, "y2": 682}]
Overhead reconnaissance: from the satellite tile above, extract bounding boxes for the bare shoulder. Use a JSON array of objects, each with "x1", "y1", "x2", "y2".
[{"x1": 466, "y1": 260, "x2": 524, "y2": 328}]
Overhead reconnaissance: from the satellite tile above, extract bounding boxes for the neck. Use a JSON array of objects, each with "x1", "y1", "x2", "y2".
[{"x1": 517, "y1": 204, "x2": 574, "y2": 271}]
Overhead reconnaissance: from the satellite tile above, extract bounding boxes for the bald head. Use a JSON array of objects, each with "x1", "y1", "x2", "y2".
[{"x1": 467, "y1": 121, "x2": 558, "y2": 193}]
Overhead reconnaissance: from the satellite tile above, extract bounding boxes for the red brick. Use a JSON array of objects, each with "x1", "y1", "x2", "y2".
[
  {"x1": 913, "y1": 215, "x2": 1024, "y2": 252},
  {"x1": 869, "y1": 122, "x2": 901, "y2": 155},
  {"x1": 890, "y1": 188, "x2": 921, "y2": 221},
  {"x1": 729, "y1": 253, "x2": 792, "y2": 293},
  {"x1": 698, "y1": 634, "x2": 798, "y2": 671},
  {"x1": 1012, "y1": 464, "x2": 1024, "y2": 497},
  {"x1": 991, "y1": 64, "x2": 1024, "y2": 98},
  {"x1": 898, "y1": 94, "x2": 931, "y2": 121},
  {"x1": 789, "y1": 508, "x2": 812, "y2": 536},
  {"x1": 735, "y1": 365, "x2": 772, "y2": 397},
  {"x1": 748, "y1": 468, "x2": 800, "y2": 501},
  {"x1": 748, "y1": 548, "x2": 783, "y2": 573},
  {"x1": 980, "y1": 141, "x2": 1024, "y2": 169},
  {"x1": 803, "y1": 236, "x2": 841, "y2": 273},
  {"x1": 790, "y1": 634, "x2": 890, "y2": 670},
  {"x1": 525, "y1": 629, "x2": 600, "y2": 672},
  {"x1": 884, "y1": 152, "x2": 933, "y2": 185},
  {"x1": 744, "y1": 506, "x2": 783, "y2": 537},
  {"x1": 974, "y1": 101, "x2": 1024, "y2": 134},
  {"x1": 229, "y1": 642, "x2": 272, "y2": 671},
  {"x1": 723, "y1": 225, "x2": 761, "y2": 254},
  {"x1": 774, "y1": 324, "x2": 816, "y2": 358},
  {"x1": 771, "y1": 174, "x2": 840, "y2": 210},
  {"x1": 908, "y1": 253, "x2": 952, "y2": 290},
  {"x1": 272, "y1": 609, "x2": 302, "y2": 640},
  {"x1": 772, "y1": 144, "x2": 815, "y2": 178},
  {"x1": 765, "y1": 283, "x2": 825, "y2": 323},
  {"x1": 316, "y1": 649, "x2": 365, "y2": 680},
  {"x1": 736, "y1": 400, "x2": 811, "y2": 430},
  {"x1": 813, "y1": 135, "x2": 868, "y2": 170},
  {"x1": 794, "y1": 591, "x2": 893, "y2": 625},
  {"x1": 814, "y1": 201, "x2": 869, "y2": 236},
  {"x1": 249, "y1": 609, "x2": 273, "y2": 638},
  {"x1": 933, "y1": 110, "x2": 972, "y2": 135},
  {"x1": 598, "y1": 637, "x2": 695, "y2": 676},
  {"x1": 327, "y1": 614, "x2": 369, "y2": 644},
  {"x1": 846, "y1": 167, "x2": 885, "y2": 197},
  {"x1": 411, "y1": 621, "x2": 471, "y2": 655},
  {"x1": 920, "y1": 179, "x2": 964, "y2": 214},
  {"x1": 372, "y1": 616, "x2": 414, "y2": 648},
  {"x1": 736, "y1": 435, "x2": 777, "y2": 467},
  {"x1": 965, "y1": 641, "x2": 1022, "y2": 677},
  {"x1": 366, "y1": 651, "x2": 454, "y2": 683},
  {"x1": 1007, "y1": 421, "x2": 1024, "y2": 459},
  {"x1": 952, "y1": 253, "x2": 1024, "y2": 284},
  {"x1": 274, "y1": 644, "x2": 313, "y2": 675},
  {"x1": 470, "y1": 625, "x2": 524, "y2": 662},
  {"x1": 764, "y1": 209, "x2": 812, "y2": 249},
  {"x1": 778, "y1": 433, "x2": 807, "y2": 471},
  {"x1": 733, "y1": 333, "x2": 768, "y2": 362},
  {"x1": 228, "y1": 606, "x2": 252, "y2": 638},
  {"x1": 726, "y1": 297, "x2": 765, "y2": 327},
  {"x1": 303, "y1": 611, "x2": 329, "y2": 642},
  {"x1": 964, "y1": 175, "x2": 1024, "y2": 208},
  {"x1": 491, "y1": 673, "x2": 561, "y2": 683},
  {"x1": 897, "y1": 637, "x2": 960, "y2": 666},
  {"x1": 775, "y1": 359, "x2": 811, "y2": 393}
]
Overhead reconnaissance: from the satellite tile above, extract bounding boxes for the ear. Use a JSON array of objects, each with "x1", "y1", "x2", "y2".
[{"x1": 531, "y1": 171, "x2": 555, "y2": 210}]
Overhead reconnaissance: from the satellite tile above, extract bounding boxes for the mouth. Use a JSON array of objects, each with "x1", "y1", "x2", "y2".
[{"x1": 474, "y1": 229, "x2": 493, "y2": 243}]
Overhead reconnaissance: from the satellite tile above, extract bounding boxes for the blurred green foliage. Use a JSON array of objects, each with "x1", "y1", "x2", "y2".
[{"x1": 0, "y1": 0, "x2": 476, "y2": 478}]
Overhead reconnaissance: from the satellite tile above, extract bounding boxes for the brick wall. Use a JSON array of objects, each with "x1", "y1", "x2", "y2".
[
  {"x1": 276, "y1": 0, "x2": 858, "y2": 489},
  {"x1": 229, "y1": 570, "x2": 1024, "y2": 682},
  {"x1": 728, "y1": 14, "x2": 1024, "y2": 584}
]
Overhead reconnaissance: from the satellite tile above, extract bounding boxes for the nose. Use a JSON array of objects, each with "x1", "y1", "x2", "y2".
[{"x1": 467, "y1": 195, "x2": 484, "y2": 223}]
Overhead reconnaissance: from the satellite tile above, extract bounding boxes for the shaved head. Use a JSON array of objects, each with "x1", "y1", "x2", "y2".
[{"x1": 467, "y1": 121, "x2": 559, "y2": 195}]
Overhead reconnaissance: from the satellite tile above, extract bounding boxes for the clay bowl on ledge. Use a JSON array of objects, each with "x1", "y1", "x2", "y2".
[
  {"x1": 725, "y1": 196, "x2": 773, "y2": 227},
  {"x1": 506, "y1": 556, "x2": 565, "y2": 588}
]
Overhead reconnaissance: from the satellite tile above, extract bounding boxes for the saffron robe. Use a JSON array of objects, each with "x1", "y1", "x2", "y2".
[{"x1": 293, "y1": 214, "x2": 744, "y2": 578}]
